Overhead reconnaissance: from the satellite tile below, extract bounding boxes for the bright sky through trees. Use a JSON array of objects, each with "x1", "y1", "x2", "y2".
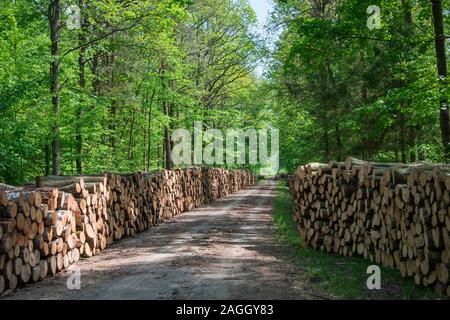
[
  {"x1": 248, "y1": 0, "x2": 274, "y2": 76},
  {"x1": 248, "y1": 0, "x2": 273, "y2": 28}
]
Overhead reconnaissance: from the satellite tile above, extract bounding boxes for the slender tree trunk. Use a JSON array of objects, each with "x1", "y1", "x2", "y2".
[
  {"x1": 400, "y1": 113, "x2": 407, "y2": 163},
  {"x1": 110, "y1": 101, "x2": 117, "y2": 150},
  {"x1": 431, "y1": 0, "x2": 450, "y2": 161},
  {"x1": 157, "y1": 144, "x2": 161, "y2": 170},
  {"x1": 164, "y1": 100, "x2": 173, "y2": 170},
  {"x1": 318, "y1": 67, "x2": 331, "y2": 163},
  {"x1": 128, "y1": 110, "x2": 136, "y2": 160},
  {"x1": 323, "y1": 128, "x2": 330, "y2": 163},
  {"x1": 91, "y1": 52, "x2": 100, "y2": 96},
  {"x1": 409, "y1": 127, "x2": 417, "y2": 162},
  {"x1": 402, "y1": 0, "x2": 413, "y2": 27},
  {"x1": 170, "y1": 80, "x2": 178, "y2": 168},
  {"x1": 48, "y1": 0, "x2": 61, "y2": 175},
  {"x1": 160, "y1": 61, "x2": 173, "y2": 170},
  {"x1": 45, "y1": 143, "x2": 50, "y2": 176},
  {"x1": 335, "y1": 123, "x2": 342, "y2": 161},
  {"x1": 146, "y1": 90, "x2": 156, "y2": 171},
  {"x1": 360, "y1": 51, "x2": 369, "y2": 103},
  {"x1": 143, "y1": 95, "x2": 148, "y2": 171},
  {"x1": 143, "y1": 117, "x2": 147, "y2": 171},
  {"x1": 401, "y1": 0, "x2": 413, "y2": 164},
  {"x1": 109, "y1": 54, "x2": 117, "y2": 152},
  {"x1": 76, "y1": 0, "x2": 86, "y2": 174}
]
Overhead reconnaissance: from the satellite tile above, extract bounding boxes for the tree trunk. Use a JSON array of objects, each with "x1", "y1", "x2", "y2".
[
  {"x1": 360, "y1": 51, "x2": 369, "y2": 103},
  {"x1": 335, "y1": 123, "x2": 342, "y2": 161},
  {"x1": 409, "y1": 127, "x2": 417, "y2": 162},
  {"x1": 76, "y1": 0, "x2": 86, "y2": 174},
  {"x1": 91, "y1": 52, "x2": 100, "y2": 96},
  {"x1": 128, "y1": 110, "x2": 136, "y2": 160},
  {"x1": 109, "y1": 54, "x2": 117, "y2": 152},
  {"x1": 401, "y1": 0, "x2": 413, "y2": 164},
  {"x1": 402, "y1": 0, "x2": 413, "y2": 28},
  {"x1": 164, "y1": 100, "x2": 173, "y2": 170},
  {"x1": 157, "y1": 144, "x2": 161, "y2": 170},
  {"x1": 431, "y1": 0, "x2": 450, "y2": 161},
  {"x1": 400, "y1": 113, "x2": 407, "y2": 163},
  {"x1": 160, "y1": 61, "x2": 173, "y2": 170},
  {"x1": 323, "y1": 128, "x2": 330, "y2": 163},
  {"x1": 45, "y1": 143, "x2": 50, "y2": 176},
  {"x1": 143, "y1": 97, "x2": 147, "y2": 171},
  {"x1": 146, "y1": 90, "x2": 156, "y2": 171},
  {"x1": 48, "y1": 0, "x2": 61, "y2": 175}
]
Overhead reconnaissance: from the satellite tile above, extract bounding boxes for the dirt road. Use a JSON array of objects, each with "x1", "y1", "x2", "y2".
[{"x1": 2, "y1": 180, "x2": 308, "y2": 300}]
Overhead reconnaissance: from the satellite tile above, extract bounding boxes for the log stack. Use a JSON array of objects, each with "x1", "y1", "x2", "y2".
[
  {"x1": 0, "y1": 184, "x2": 21, "y2": 192},
  {"x1": 105, "y1": 168, "x2": 256, "y2": 239},
  {"x1": 0, "y1": 168, "x2": 255, "y2": 295},
  {"x1": 34, "y1": 175, "x2": 111, "y2": 260},
  {"x1": 0, "y1": 187, "x2": 78, "y2": 293},
  {"x1": 289, "y1": 157, "x2": 450, "y2": 297}
]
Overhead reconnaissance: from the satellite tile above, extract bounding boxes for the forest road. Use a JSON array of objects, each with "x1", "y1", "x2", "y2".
[{"x1": 2, "y1": 180, "x2": 310, "y2": 300}]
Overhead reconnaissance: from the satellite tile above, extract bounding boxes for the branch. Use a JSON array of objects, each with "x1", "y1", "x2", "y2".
[{"x1": 61, "y1": 11, "x2": 152, "y2": 58}]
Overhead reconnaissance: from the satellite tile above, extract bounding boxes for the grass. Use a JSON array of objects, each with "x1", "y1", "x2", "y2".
[{"x1": 272, "y1": 181, "x2": 438, "y2": 300}]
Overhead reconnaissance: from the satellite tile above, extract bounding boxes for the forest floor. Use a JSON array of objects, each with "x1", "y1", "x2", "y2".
[{"x1": 0, "y1": 180, "x2": 437, "y2": 300}]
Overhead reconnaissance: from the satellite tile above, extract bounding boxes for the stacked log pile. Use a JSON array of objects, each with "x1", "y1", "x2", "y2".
[
  {"x1": 105, "y1": 168, "x2": 256, "y2": 238},
  {"x1": 0, "y1": 187, "x2": 78, "y2": 294},
  {"x1": 0, "y1": 184, "x2": 20, "y2": 192},
  {"x1": 0, "y1": 168, "x2": 255, "y2": 295},
  {"x1": 289, "y1": 157, "x2": 450, "y2": 297},
  {"x1": 184, "y1": 168, "x2": 205, "y2": 210}
]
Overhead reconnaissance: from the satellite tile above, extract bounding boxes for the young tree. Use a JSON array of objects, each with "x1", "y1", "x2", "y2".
[
  {"x1": 48, "y1": 0, "x2": 61, "y2": 175},
  {"x1": 431, "y1": 0, "x2": 449, "y2": 161}
]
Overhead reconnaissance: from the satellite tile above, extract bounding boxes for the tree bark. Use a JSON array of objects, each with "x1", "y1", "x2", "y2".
[
  {"x1": 143, "y1": 95, "x2": 148, "y2": 171},
  {"x1": 323, "y1": 128, "x2": 330, "y2": 163},
  {"x1": 360, "y1": 51, "x2": 369, "y2": 103},
  {"x1": 91, "y1": 52, "x2": 100, "y2": 96},
  {"x1": 402, "y1": 0, "x2": 413, "y2": 27},
  {"x1": 146, "y1": 90, "x2": 156, "y2": 171},
  {"x1": 109, "y1": 54, "x2": 117, "y2": 152},
  {"x1": 335, "y1": 123, "x2": 342, "y2": 161},
  {"x1": 431, "y1": 0, "x2": 450, "y2": 161},
  {"x1": 409, "y1": 127, "x2": 417, "y2": 163},
  {"x1": 164, "y1": 100, "x2": 173, "y2": 170},
  {"x1": 128, "y1": 110, "x2": 135, "y2": 160},
  {"x1": 160, "y1": 61, "x2": 173, "y2": 170},
  {"x1": 400, "y1": 113, "x2": 407, "y2": 163},
  {"x1": 401, "y1": 0, "x2": 413, "y2": 164},
  {"x1": 45, "y1": 143, "x2": 50, "y2": 176},
  {"x1": 48, "y1": 0, "x2": 61, "y2": 175},
  {"x1": 157, "y1": 143, "x2": 161, "y2": 170},
  {"x1": 76, "y1": 0, "x2": 86, "y2": 174}
]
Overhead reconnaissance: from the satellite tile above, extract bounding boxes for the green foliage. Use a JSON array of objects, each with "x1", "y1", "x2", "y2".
[
  {"x1": 0, "y1": 0, "x2": 264, "y2": 184},
  {"x1": 267, "y1": 0, "x2": 450, "y2": 172},
  {"x1": 1, "y1": 0, "x2": 449, "y2": 182}
]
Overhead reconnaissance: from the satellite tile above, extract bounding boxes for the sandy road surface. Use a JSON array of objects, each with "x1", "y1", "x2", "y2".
[{"x1": 2, "y1": 180, "x2": 310, "y2": 300}]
